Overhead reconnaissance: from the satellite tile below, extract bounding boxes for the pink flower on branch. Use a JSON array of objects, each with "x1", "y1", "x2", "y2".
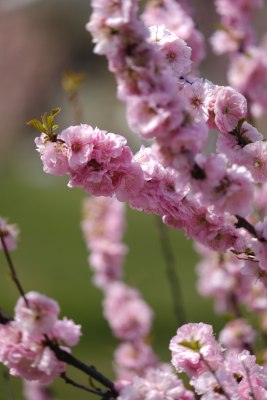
[
  {"x1": 82, "y1": 196, "x2": 127, "y2": 288},
  {"x1": 103, "y1": 282, "x2": 153, "y2": 342},
  {"x1": 0, "y1": 217, "x2": 19, "y2": 251},
  {"x1": 170, "y1": 323, "x2": 223, "y2": 377},
  {"x1": 0, "y1": 292, "x2": 81, "y2": 384}
]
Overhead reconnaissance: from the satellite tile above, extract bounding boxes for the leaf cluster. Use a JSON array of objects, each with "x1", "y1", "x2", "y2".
[{"x1": 27, "y1": 108, "x2": 61, "y2": 141}]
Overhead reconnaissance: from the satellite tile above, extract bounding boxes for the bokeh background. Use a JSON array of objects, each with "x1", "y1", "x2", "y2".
[{"x1": 1, "y1": 0, "x2": 267, "y2": 398}]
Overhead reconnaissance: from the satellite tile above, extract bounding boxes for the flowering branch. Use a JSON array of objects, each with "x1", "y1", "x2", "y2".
[
  {"x1": 60, "y1": 372, "x2": 111, "y2": 397},
  {"x1": 235, "y1": 215, "x2": 265, "y2": 241},
  {"x1": 44, "y1": 337, "x2": 118, "y2": 398},
  {"x1": 0, "y1": 235, "x2": 29, "y2": 307},
  {"x1": 0, "y1": 308, "x2": 12, "y2": 324},
  {"x1": 241, "y1": 361, "x2": 256, "y2": 400},
  {"x1": 200, "y1": 355, "x2": 231, "y2": 400}
]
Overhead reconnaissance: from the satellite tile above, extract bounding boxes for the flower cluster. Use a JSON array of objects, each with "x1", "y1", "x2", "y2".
[
  {"x1": 81, "y1": 196, "x2": 157, "y2": 380},
  {"x1": 170, "y1": 323, "x2": 267, "y2": 399},
  {"x1": 81, "y1": 196, "x2": 127, "y2": 288},
  {"x1": 211, "y1": 0, "x2": 267, "y2": 117},
  {"x1": 35, "y1": 124, "x2": 144, "y2": 201},
  {"x1": 0, "y1": 291, "x2": 81, "y2": 384}
]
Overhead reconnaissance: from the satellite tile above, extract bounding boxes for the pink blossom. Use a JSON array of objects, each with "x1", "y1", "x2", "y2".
[
  {"x1": 60, "y1": 125, "x2": 94, "y2": 170},
  {"x1": 0, "y1": 292, "x2": 81, "y2": 384},
  {"x1": 180, "y1": 78, "x2": 206, "y2": 119},
  {"x1": 210, "y1": 29, "x2": 243, "y2": 55},
  {"x1": 35, "y1": 135, "x2": 69, "y2": 176},
  {"x1": 114, "y1": 341, "x2": 158, "y2": 380},
  {"x1": 0, "y1": 217, "x2": 19, "y2": 251},
  {"x1": 89, "y1": 241, "x2": 127, "y2": 288},
  {"x1": 243, "y1": 141, "x2": 267, "y2": 183},
  {"x1": 37, "y1": 125, "x2": 146, "y2": 199},
  {"x1": 81, "y1": 196, "x2": 127, "y2": 288},
  {"x1": 219, "y1": 319, "x2": 256, "y2": 351},
  {"x1": 183, "y1": 203, "x2": 238, "y2": 252},
  {"x1": 23, "y1": 380, "x2": 52, "y2": 400},
  {"x1": 215, "y1": 0, "x2": 263, "y2": 18},
  {"x1": 170, "y1": 323, "x2": 223, "y2": 377},
  {"x1": 166, "y1": 118, "x2": 208, "y2": 158},
  {"x1": 0, "y1": 322, "x2": 65, "y2": 384},
  {"x1": 228, "y1": 47, "x2": 267, "y2": 94},
  {"x1": 214, "y1": 86, "x2": 247, "y2": 133},
  {"x1": 224, "y1": 350, "x2": 267, "y2": 398},
  {"x1": 202, "y1": 80, "x2": 220, "y2": 129},
  {"x1": 130, "y1": 146, "x2": 189, "y2": 217},
  {"x1": 191, "y1": 369, "x2": 239, "y2": 399},
  {"x1": 148, "y1": 25, "x2": 192, "y2": 77},
  {"x1": 192, "y1": 154, "x2": 254, "y2": 217},
  {"x1": 15, "y1": 292, "x2": 60, "y2": 339},
  {"x1": 52, "y1": 317, "x2": 81, "y2": 346},
  {"x1": 89, "y1": 0, "x2": 137, "y2": 28},
  {"x1": 103, "y1": 282, "x2": 153, "y2": 341},
  {"x1": 253, "y1": 183, "x2": 267, "y2": 218},
  {"x1": 251, "y1": 220, "x2": 267, "y2": 272},
  {"x1": 216, "y1": 121, "x2": 263, "y2": 166},
  {"x1": 126, "y1": 91, "x2": 185, "y2": 140},
  {"x1": 118, "y1": 365, "x2": 195, "y2": 400},
  {"x1": 196, "y1": 253, "x2": 248, "y2": 314},
  {"x1": 142, "y1": 0, "x2": 205, "y2": 68}
]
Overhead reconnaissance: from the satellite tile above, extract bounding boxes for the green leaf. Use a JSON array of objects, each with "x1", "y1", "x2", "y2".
[
  {"x1": 27, "y1": 108, "x2": 61, "y2": 139},
  {"x1": 27, "y1": 119, "x2": 43, "y2": 132},
  {"x1": 51, "y1": 107, "x2": 61, "y2": 117}
]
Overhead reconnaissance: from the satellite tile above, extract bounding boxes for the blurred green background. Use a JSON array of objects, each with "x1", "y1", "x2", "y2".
[{"x1": 1, "y1": 0, "x2": 267, "y2": 399}]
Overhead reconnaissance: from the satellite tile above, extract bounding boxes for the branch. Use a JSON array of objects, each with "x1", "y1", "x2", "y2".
[
  {"x1": 200, "y1": 355, "x2": 231, "y2": 400},
  {"x1": 0, "y1": 236, "x2": 29, "y2": 307},
  {"x1": 61, "y1": 372, "x2": 113, "y2": 398},
  {"x1": 0, "y1": 308, "x2": 12, "y2": 324},
  {"x1": 235, "y1": 215, "x2": 265, "y2": 242},
  {"x1": 44, "y1": 338, "x2": 118, "y2": 397}
]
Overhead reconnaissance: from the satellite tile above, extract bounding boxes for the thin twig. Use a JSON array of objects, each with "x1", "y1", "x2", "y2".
[
  {"x1": 0, "y1": 308, "x2": 12, "y2": 324},
  {"x1": 200, "y1": 355, "x2": 231, "y2": 400},
  {"x1": 61, "y1": 372, "x2": 112, "y2": 398},
  {"x1": 242, "y1": 361, "x2": 256, "y2": 400},
  {"x1": 235, "y1": 215, "x2": 265, "y2": 242},
  {"x1": 45, "y1": 337, "x2": 118, "y2": 397},
  {"x1": 155, "y1": 217, "x2": 186, "y2": 326},
  {"x1": 0, "y1": 236, "x2": 29, "y2": 307}
]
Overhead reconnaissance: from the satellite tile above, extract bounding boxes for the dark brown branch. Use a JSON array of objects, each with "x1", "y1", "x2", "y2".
[
  {"x1": 156, "y1": 217, "x2": 186, "y2": 326},
  {"x1": 200, "y1": 355, "x2": 231, "y2": 400},
  {"x1": 0, "y1": 308, "x2": 12, "y2": 324},
  {"x1": 242, "y1": 361, "x2": 256, "y2": 400},
  {"x1": 235, "y1": 215, "x2": 265, "y2": 242},
  {"x1": 61, "y1": 372, "x2": 112, "y2": 398},
  {"x1": 45, "y1": 338, "x2": 118, "y2": 397},
  {"x1": 0, "y1": 236, "x2": 29, "y2": 307}
]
